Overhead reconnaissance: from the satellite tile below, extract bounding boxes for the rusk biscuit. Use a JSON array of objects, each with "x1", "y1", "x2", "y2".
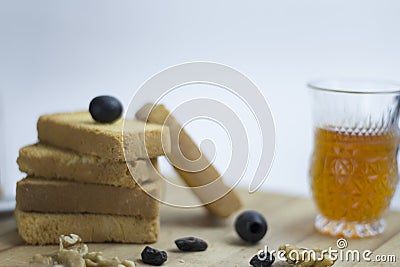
[
  {"x1": 17, "y1": 143, "x2": 158, "y2": 188},
  {"x1": 37, "y1": 111, "x2": 171, "y2": 161},
  {"x1": 136, "y1": 104, "x2": 242, "y2": 218},
  {"x1": 15, "y1": 209, "x2": 159, "y2": 245},
  {"x1": 16, "y1": 177, "x2": 160, "y2": 218}
]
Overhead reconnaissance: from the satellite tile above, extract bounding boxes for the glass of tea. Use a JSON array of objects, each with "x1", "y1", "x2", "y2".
[{"x1": 308, "y1": 79, "x2": 400, "y2": 238}]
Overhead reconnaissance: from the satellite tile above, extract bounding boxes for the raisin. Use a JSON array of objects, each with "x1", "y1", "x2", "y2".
[
  {"x1": 250, "y1": 251, "x2": 275, "y2": 267},
  {"x1": 174, "y1": 237, "x2": 208, "y2": 252},
  {"x1": 141, "y1": 246, "x2": 167, "y2": 266}
]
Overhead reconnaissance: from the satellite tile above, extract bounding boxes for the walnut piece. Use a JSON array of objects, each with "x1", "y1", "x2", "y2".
[
  {"x1": 57, "y1": 249, "x2": 85, "y2": 267},
  {"x1": 29, "y1": 254, "x2": 54, "y2": 267},
  {"x1": 279, "y1": 244, "x2": 336, "y2": 267},
  {"x1": 26, "y1": 234, "x2": 135, "y2": 267},
  {"x1": 84, "y1": 252, "x2": 136, "y2": 267},
  {"x1": 59, "y1": 234, "x2": 82, "y2": 248},
  {"x1": 121, "y1": 260, "x2": 136, "y2": 267}
]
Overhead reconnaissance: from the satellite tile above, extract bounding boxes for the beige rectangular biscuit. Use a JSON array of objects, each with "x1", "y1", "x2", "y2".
[
  {"x1": 16, "y1": 177, "x2": 159, "y2": 218},
  {"x1": 37, "y1": 111, "x2": 171, "y2": 161},
  {"x1": 17, "y1": 143, "x2": 158, "y2": 188},
  {"x1": 15, "y1": 209, "x2": 159, "y2": 244},
  {"x1": 137, "y1": 104, "x2": 242, "y2": 218}
]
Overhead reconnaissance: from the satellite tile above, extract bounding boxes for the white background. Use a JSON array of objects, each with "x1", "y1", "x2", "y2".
[{"x1": 1, "y1": 0, "x2": 400, "y2": 209}]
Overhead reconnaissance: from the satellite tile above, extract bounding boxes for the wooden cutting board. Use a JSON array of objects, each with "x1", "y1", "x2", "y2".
[{"x1": 0, "y1": 189, "x2": 399, "y2": 267}]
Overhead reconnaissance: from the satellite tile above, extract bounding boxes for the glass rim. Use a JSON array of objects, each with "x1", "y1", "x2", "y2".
[{"x1": 308, "y1": 79, "x2": 400, "y2": 95}]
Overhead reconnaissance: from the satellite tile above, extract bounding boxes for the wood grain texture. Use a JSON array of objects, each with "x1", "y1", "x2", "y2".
[{"x1": 0, "y1": 190, "x2": 399, "y2": 266}]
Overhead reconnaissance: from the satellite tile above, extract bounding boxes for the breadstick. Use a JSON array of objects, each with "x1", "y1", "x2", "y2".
[{"x1": 136, "y1": 104, "x2": 242, "y2": 218}]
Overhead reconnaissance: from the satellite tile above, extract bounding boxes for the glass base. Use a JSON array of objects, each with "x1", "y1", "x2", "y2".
[{"x1": 314, "y1": 214, "x2": 385, "y2": 238}]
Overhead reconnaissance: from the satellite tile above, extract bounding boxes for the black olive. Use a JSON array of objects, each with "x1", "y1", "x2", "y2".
[
  {"x1": 235, "y1": 210, "x2": 268, "y2": 243},
  {"x1": 89, "y1": 95, "x2": 122, "y2": 123}
]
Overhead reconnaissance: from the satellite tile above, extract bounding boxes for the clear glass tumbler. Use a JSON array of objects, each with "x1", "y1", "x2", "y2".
[{"x1": 309, "y1": 79, "x2": 400, "y2": 238}]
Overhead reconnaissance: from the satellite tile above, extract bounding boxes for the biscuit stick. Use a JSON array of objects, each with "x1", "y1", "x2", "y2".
[{"x1": 136, "y1": 104, "x2": 242, "y2": 218}]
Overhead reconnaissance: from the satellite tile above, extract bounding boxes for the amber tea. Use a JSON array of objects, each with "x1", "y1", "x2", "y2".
[{"x1": 310, "y1": 128, "x2": 399, "y2": 237}]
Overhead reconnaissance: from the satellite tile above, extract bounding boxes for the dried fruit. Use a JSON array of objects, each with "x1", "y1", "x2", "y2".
[
  {"x1": 29, "y1": 254, "x2": 54, "y2": 267},
  {"x1": 235, "y1": 210, "x2": 268, "y2": 243},
  {"x1": 175, "y1": 237, "x2": 208, "y2": 252},
  {"x1": 58, "y1": 249, "x2": 86, "y2": 267},
  {"x1": 279, "y1": 244, "x2": 336, "y2": 267},
  {"x1": 141, "y1": 246, "x2": 167, "y2": 266},
  {"x1": 250, "y1": 251, "x2": 275, "y2": 267},
  {"x1": 59, "y1": 233, "x2": 82, "y2": 248},
  {"x1": 27, "y1": 234, "x2": 134, "y2": 267}
]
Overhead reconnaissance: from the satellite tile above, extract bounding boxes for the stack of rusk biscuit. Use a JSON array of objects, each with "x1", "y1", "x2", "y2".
[{"x1": 15, "y1": 111, "x2": 170, "y2": 245}]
